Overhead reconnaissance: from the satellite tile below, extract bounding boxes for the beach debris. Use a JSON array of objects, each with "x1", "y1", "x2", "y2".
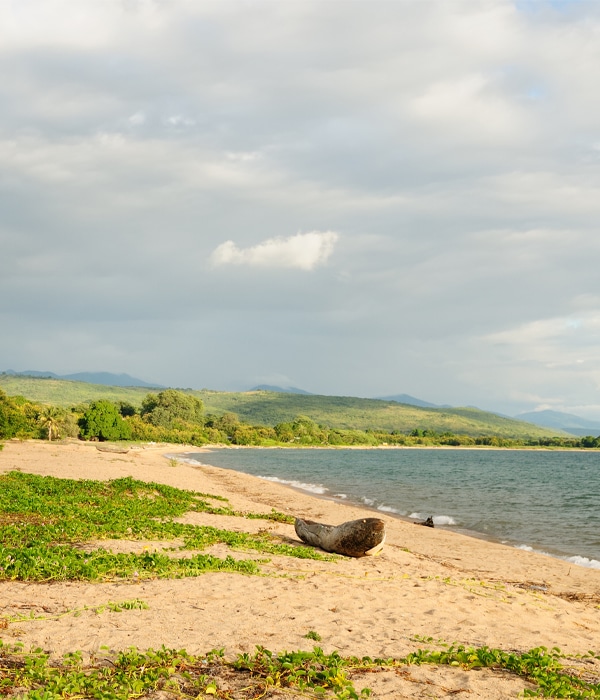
[
  {"x1": 294, "y1": 516, "x2": 386, "y2": 557},
  {"x1": 95, "y1": 445, "x2": 130, "y2": 454},
  {"x1": 415, "y1": 516, "x2": 435, "y2": 527}
]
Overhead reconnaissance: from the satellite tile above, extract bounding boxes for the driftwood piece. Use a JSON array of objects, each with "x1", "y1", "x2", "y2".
[
  {"x1": 95, "y1": 445, "x2": 130, "y2": 454},
  {"x1": 415, "y1": 516, "x2": 435, "y2": 528},
  {"x1": 294, "y1": 517, "x2": 386, "y2": 557}
]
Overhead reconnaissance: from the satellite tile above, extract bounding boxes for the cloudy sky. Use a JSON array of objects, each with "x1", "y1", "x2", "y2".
[{"x1": 2, "y1": 0, "x2": 600, "y2": 418}]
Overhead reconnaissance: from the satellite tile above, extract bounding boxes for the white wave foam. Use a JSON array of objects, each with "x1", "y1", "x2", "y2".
[
  {"x1": 564, "y1": 555, "x2": 600, "y2": 570},
  {"x1": 516, "y1": 544, "x2": 600, "y2": 570},
  {"x1": 334, "y1": 493, "x2": 348, "y2": 499},
  {"x1": 165, "y1": 454, "x2": 205, "y2": 466},
  {"x1": 362, "y1": 497, "x2": 376, "y2": 507},
  {"x1": 258, "y1": 475, "x2": 328, "y2": 495},
  {"x1": 409, "y1": 512, "x2": 457, "y2": 526},
  {"x1": 378, "y1": 505, "x2": 401, "y2": 514},
  {"x1": 516, "y1": 544, "x2": 535, "y2": 552}
]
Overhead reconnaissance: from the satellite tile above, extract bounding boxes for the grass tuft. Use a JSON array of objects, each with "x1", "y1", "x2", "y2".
[
  {"x1": 0, "y1": 471, "x2": 330, "y2": 583},
  {"x1": 0, "y1": 642, "x2": 598, "y2": 698}
]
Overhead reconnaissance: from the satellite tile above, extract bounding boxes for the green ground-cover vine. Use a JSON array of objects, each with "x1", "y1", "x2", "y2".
[
  {"x1": 0, "y1": 471, "x2": 328, "y2": 582},
  {"x1": 0, "y1": 643, "x2": 372, "y2": 699},
  {"x1": 0, "y1": 642, "x2": 598, "y2": 699},
  {"x1": 6, "y1": 599, "x2": 149, "y2": 624},
  {"x1": 3, "y1": 472, "x2": 598, "y2": 697},
  {"x1": 400, "y1": 644, "x2": 600, "y2": 698}
]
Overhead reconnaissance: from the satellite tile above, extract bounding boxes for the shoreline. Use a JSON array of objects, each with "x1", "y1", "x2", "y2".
[
  {"x1": 1, "y1": 440, "x2": 599, "y2": 698},
  {"x1": 188, "y1": 445, "x2": 600, "y2": 571},
  {"x1": 199, "y1": 442, "x2": 597, "y2": 452},
  {"x1": 178, "y1": 448, "x2": 501, "y2": 539}
]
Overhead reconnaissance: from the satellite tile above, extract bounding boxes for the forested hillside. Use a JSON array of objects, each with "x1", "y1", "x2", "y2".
[{"x1": 0, "y1": 373, "x2": 566, "y2": 439}]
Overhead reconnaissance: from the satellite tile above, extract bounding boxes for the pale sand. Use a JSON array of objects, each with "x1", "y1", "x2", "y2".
[{"x1": 1, "y1": 440, "x2": 599, "y2": 698}]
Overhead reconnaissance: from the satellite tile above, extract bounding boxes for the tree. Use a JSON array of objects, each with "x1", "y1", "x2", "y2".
[
  {"x1": 38, "y1": 405, "x2": 63, "y2": 441},
  {"x1": 140, "y1": 390, "x2": 203, "y2": 428},
  {"x1": 0, "y1": 390, "x2": 32, "y2": 439},
  {"x1": 79, "y1": 400, "x2": 132, "y2": 441},
  {"x1": 274, "y1": 421, "x2": 294, "y2": 442},
  {"x1": 290, "y1": 415, "x2": 325, "y2": 444},
  {"x1": 216, "y1": 412, "x2": 240, "y2": 432},
  {"x1": 118, "y1": 401, "x2": 137, "y2": 418}
]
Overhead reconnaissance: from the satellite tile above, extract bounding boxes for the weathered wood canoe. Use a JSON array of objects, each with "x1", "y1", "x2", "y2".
[{"x1": 294, "y1": 516, "x2": 386, "y2": 557}]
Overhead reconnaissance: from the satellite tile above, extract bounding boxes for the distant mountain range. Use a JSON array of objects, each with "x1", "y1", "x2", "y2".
[
  {"x1": 252, "y1": 387, "x2": 446, "y2": 407},
  {"x1": 2, "y1": 369, "x2": 163, "y2": 389},
  {"x1": 376, "y1": 393, "x2": 450, "y2": 408},
  {"x1": 4, "y1": 370, "x2": 599, "y2": 437},
  {"x1": 251, "y1": 384, "x2": 312, "y2": 395},
  {"x1": 514, "y1": 409, "x2": 600, "y2": 437},
  {"x1": 239, "y1": 387, "x2": 600, "y2": 436},
  {"x1": 0, "y1": 371, "x2": 582, "y2": 439}
]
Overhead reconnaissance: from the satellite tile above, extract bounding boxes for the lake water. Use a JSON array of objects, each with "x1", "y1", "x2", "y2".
[{"x1": 181, "y1": 447, "x2": 600, "y2": 569}]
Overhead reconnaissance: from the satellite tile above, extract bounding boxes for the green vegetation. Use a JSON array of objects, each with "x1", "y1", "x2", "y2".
[
  {"x1": 0, "y1": 374, "x2": 151, "y2": 409},
  {"x1": 79, "y1": 400, "x2": 132, "y2": 441},
  {"x1": 5, "y1": 599, "x2": 149, "y2": 624},
  {"x1": 198, "y1": 390, "x2": 558, "y2": 438},
  {"x1": 36, "y1": 405, "x2": 64, "y2": 441},
  {"x1": 305, "y1": 630, "x2": 323, "y2": 641},
  {"x1": 140, "y1": 389, "x2": 204, "y2": 428},
  {"x1": 0, "y1": 432, "x2": 598, "y2": 697},
  {"x1": 0, "y1": 644, "x2": 371, "y2": 699},
  {"x1": 402, "y1": 644, "x2": 600, "y2": 698},
  {"x1": 1, "y1": 374, "x2": 599, "y2": 447},
  {"x1": 0, "y1": 641, "x2": 597, "y2": 698},
  {"x1": 0, "y1": 471, "x2": 329, "y2": 583}
]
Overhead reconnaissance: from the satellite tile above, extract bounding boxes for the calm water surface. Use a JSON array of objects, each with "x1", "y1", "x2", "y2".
[{"x1": 183, "y1": 448, "x2": 600, "y2": 568}]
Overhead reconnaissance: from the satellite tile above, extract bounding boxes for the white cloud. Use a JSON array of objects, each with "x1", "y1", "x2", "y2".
[
  {"x1": 210, "y1": 231, "x2": 339, "y2": 271},
  {"x1": 485, "y1": 313, "x2": 600, "y2": 349},
  {"x1": 166, "y1": 114, "x2": 196, "y2": 127},
  {"x1": 480, "y1": 312, "x2": 600, "y2": 392},
  {"x1": 5, "y1": 0, "x2": 600, "y2": 415},
  {"x1": 226, "y1": 151, "x2": 262, "y2": 162},
  {"x1": 129, "y1": 111, "x2": 147, "y2": 126},
  {"x1": 410, "y1": 72, "x2": 526, "y2": 141}
]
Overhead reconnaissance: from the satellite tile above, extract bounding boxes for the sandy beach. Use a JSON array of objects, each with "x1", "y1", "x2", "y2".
[{"x1": 1, "y1": 440, "x2": 599, "y2": 698}]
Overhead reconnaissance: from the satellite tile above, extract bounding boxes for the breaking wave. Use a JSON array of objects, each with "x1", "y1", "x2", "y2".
[
  {"x1": 257, "y1": 475, "x2": 329, "y2": 495},
  {"x1": 409, "y1": 512, "x2": 457, "y2": 526}
]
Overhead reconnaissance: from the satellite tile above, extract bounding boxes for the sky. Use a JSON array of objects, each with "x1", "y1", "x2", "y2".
[{"x1": 2, "y1": 0, "x2": 600, "y2": 419}]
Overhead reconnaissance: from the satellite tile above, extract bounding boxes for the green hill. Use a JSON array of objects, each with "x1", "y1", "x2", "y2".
[
  {"x1": 194, "y1": 390, "x2": 565, "y2": 438},
  {"x1": 0, "y1": 374, "x2": 151, "y2": 408},
  {"x1": 0, "y1": 373, "x2": 567, "y2": 439}
]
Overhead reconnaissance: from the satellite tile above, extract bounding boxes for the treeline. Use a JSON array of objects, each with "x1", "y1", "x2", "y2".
[{"x1": 1, "y1": 388, "x2": 598, "y2": 449}]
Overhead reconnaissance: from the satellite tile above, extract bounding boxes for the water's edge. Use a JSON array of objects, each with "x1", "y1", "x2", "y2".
[{"x1": 173, "y1": 448, "x2": 600, "y2": 570}]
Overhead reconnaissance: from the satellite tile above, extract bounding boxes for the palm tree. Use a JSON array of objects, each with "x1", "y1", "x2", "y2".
[{"x1": 38, "y1": 406, "x2": 63, "y2": 441}]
